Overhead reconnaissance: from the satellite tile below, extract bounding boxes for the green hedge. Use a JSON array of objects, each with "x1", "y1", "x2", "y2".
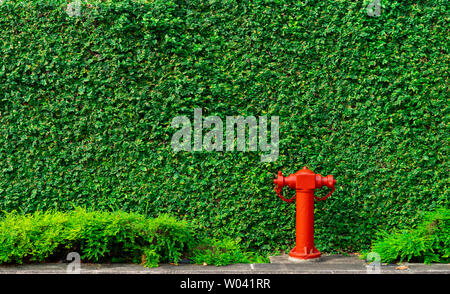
[
  {"x1": 0, "y1": 0, "x2": 448, "y2": 254},
  {"x1": 0, "y1": 208, "x2": 195, "y2": 266},
  {"x1": 0, "y1": 208, "x2": 267, "y2": 266}
]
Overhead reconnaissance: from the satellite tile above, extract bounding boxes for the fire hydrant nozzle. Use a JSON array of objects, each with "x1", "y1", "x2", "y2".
[{"x1": 274, "y1": 166, "x2": 337, "y2": 261}]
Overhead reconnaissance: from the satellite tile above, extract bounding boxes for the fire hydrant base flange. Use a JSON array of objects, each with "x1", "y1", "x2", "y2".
[{"x1": 288, "y1": 246, "x2": 321, "y2": 261}]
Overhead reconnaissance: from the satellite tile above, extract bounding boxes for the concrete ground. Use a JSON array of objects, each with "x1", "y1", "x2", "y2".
[{"x1": 0, "y1": 254, "x2": 448, "y2": 274}]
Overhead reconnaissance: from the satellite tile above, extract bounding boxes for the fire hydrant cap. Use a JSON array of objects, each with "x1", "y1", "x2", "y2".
[{"x1": 296, "y1": 166, "x2": 314, "y2": 176}]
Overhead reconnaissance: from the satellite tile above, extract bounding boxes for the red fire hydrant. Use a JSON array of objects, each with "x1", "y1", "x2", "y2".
[{"x1": 274, "y1": 166, "x2": 336, "y2": 261}]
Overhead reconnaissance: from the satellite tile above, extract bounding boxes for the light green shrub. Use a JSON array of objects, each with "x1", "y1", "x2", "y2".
[
  {"x1": 0, "y1": 208, "x2": 196, "y2": 267},
  {"x1": 365, "y1": 208, "x2": 449, "y2": 264}
]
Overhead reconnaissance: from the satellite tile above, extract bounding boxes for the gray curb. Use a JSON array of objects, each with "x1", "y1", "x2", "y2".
[{"x1": 0, "y1": 255, "x2": 448, "y2": 274}]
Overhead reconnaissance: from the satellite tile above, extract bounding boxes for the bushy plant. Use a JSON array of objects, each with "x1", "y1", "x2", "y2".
[
  {"x1": 0, "y1": 208, "x2": 268, "y2": 267},
  {"x1": 0, "y1": 208, "x2": 196, "y2": 267},
  {"x1": 364, "y1": 208, "x2": 449, "y2": 264},
  {"x1": 191, "y1": 237, "x2": 269, "y2": 266}
]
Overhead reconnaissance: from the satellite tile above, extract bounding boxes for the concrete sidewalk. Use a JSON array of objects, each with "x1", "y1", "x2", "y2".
[{"x1": 0, "y1": 255, "x2": 448, "y2": 274}]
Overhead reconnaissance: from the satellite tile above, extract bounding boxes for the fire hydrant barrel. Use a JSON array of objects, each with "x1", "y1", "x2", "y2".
[{"x1": 290, "y1": 189, "x2": 320, "y2": 260}]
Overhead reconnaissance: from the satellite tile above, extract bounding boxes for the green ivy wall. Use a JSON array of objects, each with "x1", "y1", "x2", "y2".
[{"x1": 0, "y1": 0, "x2": 448, "y2": 253}]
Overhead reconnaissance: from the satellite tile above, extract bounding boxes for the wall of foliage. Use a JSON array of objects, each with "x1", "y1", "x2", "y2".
[{"x1": 0, "y1": 0, "x2": 448, "y2": 253}]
